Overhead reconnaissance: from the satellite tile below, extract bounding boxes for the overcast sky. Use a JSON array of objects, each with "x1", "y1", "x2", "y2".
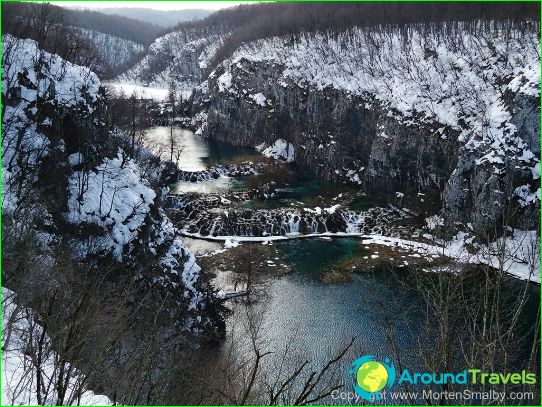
[{"x1": 52, "y1": 1, "x2": 257, "y2": 10}]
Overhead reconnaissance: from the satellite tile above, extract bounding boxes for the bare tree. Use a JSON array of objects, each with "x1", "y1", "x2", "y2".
[{"x1": 163, "y1": 300, "x2": 356, "y2": 405}]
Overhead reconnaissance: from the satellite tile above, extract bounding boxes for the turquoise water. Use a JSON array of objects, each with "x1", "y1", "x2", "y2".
[
  {"x1": 256, "y1": 239, "x2": 423, "y2": 365},
  {"x1": 220, "y1": 238, "x2": 539, "y2": 405},
  {"x1": 164, "y1": 128, "x2": 539, "y2": 404},
  {"x1": 159, "y1": 127, "x2": 380, "y2": 212},
  {"x1": 148, "y1": 126, "x2": 259, "y2": 193},
  {"x1": 205, "y1": 138, "x2": 259, "y2": 165},
  {"x1": 241, "y1": 171, "x2": 378, "y2": 210}
]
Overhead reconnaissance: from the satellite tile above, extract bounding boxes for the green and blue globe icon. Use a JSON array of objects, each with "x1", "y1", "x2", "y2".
[{"x1": 349, "y1": 356, "x2": 396, "y2": 401}]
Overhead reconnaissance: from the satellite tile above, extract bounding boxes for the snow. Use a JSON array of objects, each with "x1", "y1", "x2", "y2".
[
  {"x1": 303, "y1": 205, "x2": 340, "y2": 215},
  {"x1": 67, "y1": 152, "x2": 85, "y2": 167},
  {"x1": 2, "y1": 288, "x2": 112, "y2": 405},
  {"x1": 224, "y1": 239, "x2": 241, "y2": 248},
  {"x1": 70, "y1": 26, "x2": 144, "y2": 68},
  {"x1": 324, "y1": 204, "x2": 341, "y2": 214},
  {"x1": 2, "y1": 35, "x2": 100, "y2": 109},
  {"x1": 159, "y1": 236, "x2": 204, "y2": 310},
  {"x1": 120, "y1": 29, "x2": 228, "y2": 88},
  {"x1": 66, "y1": 150, "x2": 156, "y2": 260},
  {"x1": 514, "y1": 185, "x2": 540, "y2": 207},
  {"x1": 249, "y1": 92, "x2": 268, "y2": 106},
  {"x1": 363, "y1": 230, "x2": 540, "y2": 283},
  {"x1": 425, "y1": 215, "x2": 444, "y2": 230},
  {"x1": 121, "y1": 28, "x2": 227, "y2": 89},
  {"x1": 2, "y1": 34, "x2": 101, "y2": 216},
  {"x1": 198, "y1": 36, "x2": 229, "y2": 69},
  {"x1": 208, "y1": 23, "x2": 539, "y2": 186},
  {"x1": 182, "y1": 227, "x2": 539, "y2": 283},
  {"x1": 530, "y1": 162, "x2": 540, "y2": 180},
  {"x1": 217, "y1": 71, "x2": 233, "y2": 93},
  {"x1": 508, "y1": 65, "x2": 541, "y2": 97},
  {"x1": 260, "y1": 139, "x2": 295, "y2": 162}
]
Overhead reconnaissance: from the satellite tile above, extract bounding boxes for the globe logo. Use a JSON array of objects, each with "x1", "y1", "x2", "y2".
[{"x1": 349, "y1": 355, "x2": 396, "y2": 401}]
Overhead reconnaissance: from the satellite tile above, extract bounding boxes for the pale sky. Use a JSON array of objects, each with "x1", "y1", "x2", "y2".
[{"x1": 51, "y1": 1, "x2": 258, "y2": 10}]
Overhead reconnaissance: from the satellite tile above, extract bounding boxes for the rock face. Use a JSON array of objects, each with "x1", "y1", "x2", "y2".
[
  {"x1": 119, "y1": 30, "x2": 226, "y2": 88},
  {"x1": 2, "y1": 34, "x2": 222, "y2": 334},
  {"x1": 192, "y1": 25, "x2": 540, "y2": 238},
  {"x1": 194, "y1": 61, "x2": 458, "y2": 215}
]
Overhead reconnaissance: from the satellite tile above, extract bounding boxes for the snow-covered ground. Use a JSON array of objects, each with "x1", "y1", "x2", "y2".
[
  {"x1": 180, "y1": 229, "x2": 539, "y2": 283},
  {"x1": 219, "y1": 23, "x2": 539, "y2": 143},
  {"x1": 1, "y1": 288, "x2": 112, "y2": 406},
  {"x1": 119, "y1": 30, "x2": 228, "y2": 88},
  {"x1": 66, "y1": 151, "x2": 156, "y2": 260},
  {"x1": 2, "y1": 34, "x2": 101, "y2": 216},
  {"x1": 363, "y1": 230, "x2": 540, "y2": 283}
]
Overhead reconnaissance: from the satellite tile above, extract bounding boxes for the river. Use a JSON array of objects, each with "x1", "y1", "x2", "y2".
[{"x1": 148, "y1": 125, "x2": 540, "y2": 405}]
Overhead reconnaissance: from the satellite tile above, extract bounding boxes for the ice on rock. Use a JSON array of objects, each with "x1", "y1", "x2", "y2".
[{"x1": 261, "y1": 139, "x2": 295, "y2": 162}]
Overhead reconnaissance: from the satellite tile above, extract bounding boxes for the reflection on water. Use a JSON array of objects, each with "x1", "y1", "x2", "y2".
[
  {"x1": 145, "y1": 126, "x2": 210, "y2": 171},
  {"x1": 146, "y1": 126, "x2": 258, "y2": 193},
  {"x1": 214, "y1": 238, "x2": 540, "y2": 405},
  {"x1": 146, "y1": 126, "x2": 258, "y2": 171},
  {"x1": 224, "y1": 239, "x2": 421, "y2": 366}
]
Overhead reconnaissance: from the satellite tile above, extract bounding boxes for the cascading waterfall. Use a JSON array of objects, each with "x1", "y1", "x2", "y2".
[
  {"x1": 170, "y1": 205, "x2": 408, "y2": 238},
  {"x1": 342, "y1": 210, "x2": 366, "y2": 233},
  {"x1": 174, "y1": 162, "x2": 266, "y2": 182}
]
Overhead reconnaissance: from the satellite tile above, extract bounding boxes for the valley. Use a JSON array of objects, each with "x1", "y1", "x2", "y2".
[{"x1": 1, "y1": 2, "x2": 540, "y2": 406}]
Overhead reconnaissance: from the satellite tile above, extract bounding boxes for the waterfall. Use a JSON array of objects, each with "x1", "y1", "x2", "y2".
[
  {"x1": 168, "y1": 196, "x2": 409, "y2": 238},
  {"x1": 174, "y1": 161, "x2": 265, "y2": 182}
]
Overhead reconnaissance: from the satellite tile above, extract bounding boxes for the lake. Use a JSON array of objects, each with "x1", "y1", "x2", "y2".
[{"x1": 157, "y1": 126, "x2": 540, "y2": 405}]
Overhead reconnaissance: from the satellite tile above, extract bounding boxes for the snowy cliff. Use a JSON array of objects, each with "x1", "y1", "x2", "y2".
[
  {"x1": 118, "y1": 29, "x2": 227, "y2": 88},
  {"x1": 193, "y1": 22, "x2": 540, "y2": 239},
  {"x1": 71, "y1": 26, "x2": 145, "y2": 70},
  {"x1": 2, "y1": 34, "x2": 219, "y2": 332}
]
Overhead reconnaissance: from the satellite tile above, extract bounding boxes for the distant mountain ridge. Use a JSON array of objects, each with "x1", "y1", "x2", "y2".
[
  {"x1": 77, "y1": 7, "x2": 213, "y2": 28},
  {"x1": 1, "y1": 2, "x2": 164, "y2": 77},
  {"x1": 2, "y1": 2, "x2": 162, "y2": 45}
]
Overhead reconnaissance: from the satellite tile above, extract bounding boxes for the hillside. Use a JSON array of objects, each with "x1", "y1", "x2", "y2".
[
  {"x1": 120, "y1": 1, "x2": 539, "y2": 86},
  {"x1": 119, "y1": 28, "x2": 228, "y2": 87},
  {"x1": 2, "y1": 1, "x2": 161, "y2": 45},
  {"x1": 1, "y1": 2, "x2": 162, "y2": 77},
  {"x1": 192, "y1": 21, "x2": 540, "y2": 246},
  {"x1": 2, "y1": 33, "x2": 224, "y2": 403}
]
